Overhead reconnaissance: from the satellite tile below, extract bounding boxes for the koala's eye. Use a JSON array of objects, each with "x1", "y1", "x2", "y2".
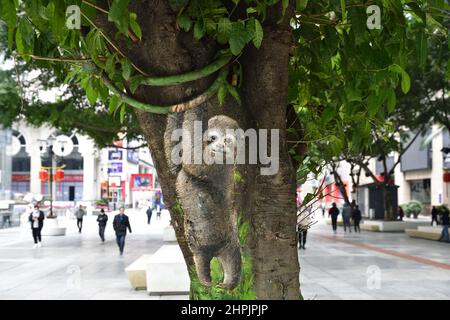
[{"x1": 209, "y1": 135, "x2": 217, "y2": 142}]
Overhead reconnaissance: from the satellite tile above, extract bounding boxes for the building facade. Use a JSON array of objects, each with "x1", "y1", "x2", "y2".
[
  {"x1": 2, "y1": 121, "x2": 158, "y2": 209},
  {"x1": 300, "y1": 125, "x2": 450, "y2": 216}
]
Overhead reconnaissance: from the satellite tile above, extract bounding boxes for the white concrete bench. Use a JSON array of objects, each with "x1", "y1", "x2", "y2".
[
  {"x1": 41, "y1": 218, "x2": 66, "y2": 236},
  {"x1": 146, "y1": 245, "x2": 190, "y2": 295},
  {"x1": 163, "y1": 225, "x2": 177, "y2": 242},
  {"x1": 125, "y1": 254, "x2": 153, "y2": 290},
  {"x1": 362, "y1": 220, "x2": 430, "y2": 232},
  {"x1": 405, "y1": 226, "x2": 442, "y2": 241}
]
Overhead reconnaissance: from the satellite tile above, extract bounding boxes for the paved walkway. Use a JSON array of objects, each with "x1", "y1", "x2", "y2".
[
  {"x1": 1, "y1": 210, "x2": 450, "y2": 300},
  {"x1": 0, "y1": 209, "x2": 187, "y2": 300},
  {"x1": 300, "y1": 217, "x2": 450, "y2": 300}
]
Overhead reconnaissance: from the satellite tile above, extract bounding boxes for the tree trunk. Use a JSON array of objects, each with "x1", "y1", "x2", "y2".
[
  {"x1": 97, "y1": 0, "x2": 300, "y2": 299},
  {"x1": 381, "y1": 183, "x2": 394, "y2": 221}
]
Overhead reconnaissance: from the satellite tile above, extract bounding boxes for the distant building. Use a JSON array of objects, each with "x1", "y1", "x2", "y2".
[
  {"x1": 1, "y1": 121, "x2": 159, "y2": 209},
  {"x1": 301, "y1": 125, "x2": 450, "y2": 216}
]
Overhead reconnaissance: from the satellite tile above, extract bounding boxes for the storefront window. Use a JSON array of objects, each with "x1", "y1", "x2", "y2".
[{"x1": 410, "y1": 179, "x2": 431, "y2": 204}]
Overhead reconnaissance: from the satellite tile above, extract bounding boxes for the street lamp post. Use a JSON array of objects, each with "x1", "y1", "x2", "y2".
[{"x1": 39, "y1": 138, "x2": 66, "y2": 218}]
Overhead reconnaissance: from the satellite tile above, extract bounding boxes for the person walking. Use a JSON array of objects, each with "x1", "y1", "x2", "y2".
[
  {"x1": 342, "y1": 203, "x2": 352, "y2": 233},
  {"x1": 352, "y1": 205, "x2": 362, "y2": 233},
  {"x1": 29, "y1": 205, "x2": 44, "y2": 248},
  {"x1": 431, "y1": 206, "x2": 439, "y2": 226},
  {"x1": 298, "y1": 228, "x2": 308, "y2": 250},
  {"x1": 438, "y1": 209, "x2": 449, "y2": 243},
  {"x1": 156, "y1": 204, "x2": 162, "y2": 220},
  {"x1": 398, "y1": 206, "x2": 404, "y2": 221},
  {"x1": 113, "y1": 207, "x2": 132, "y2": 255},
  {"x1": 146, "y1": 205, "x2": 153, "y2": 225},
  {"x1": 75, "y1": 205, "x2": 86, "y2": 233},
  {"x1": 97, "y1": 209, "x2": 108, "y2": 242},
  {"x1": 329, "y1": 203, "x2": 340, "y2": 234}
]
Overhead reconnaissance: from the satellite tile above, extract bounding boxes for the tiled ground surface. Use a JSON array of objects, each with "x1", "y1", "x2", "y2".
[
  {"x1": 1, "y1": 210, "x2": 449, "y2": 300},
  {"x1": 299, "y1": 218, "x2": 450, "y2": 300},
  {"x1": 0, "y1": 209, "x2": 187, "y2": 300}
]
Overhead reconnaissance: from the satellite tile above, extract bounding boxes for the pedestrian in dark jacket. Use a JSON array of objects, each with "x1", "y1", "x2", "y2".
[
  {"x1": 29, "y1": 205, "x2": 45, "y2": 248},
  {"x1": 146, "y1": 206, "x2": 153, "y2": 225},
  {"x1": 329, "y1": 203, "x2": 340, "y2": 234},
  {"x1": 398, "y1": 206, "x2": 404, "y2": 221},
  {"x1": 431, "y1": 206, "x2": 439, "y2": 226},
  {"x1": 352, "y1": 205, "x2": 362, "y2": 233},
  {"x1": 438, "y1": 209, "x2": 449, "y2": 243},
  {"x1": 113, "y1": 207, "x2": 132, "y2": 255},
  {"x1": 97, "y1": 209, "x2": 108, "y2": 242},
  {"x1": 342, "y1": 203, "x2": 352, "y2": 233}
]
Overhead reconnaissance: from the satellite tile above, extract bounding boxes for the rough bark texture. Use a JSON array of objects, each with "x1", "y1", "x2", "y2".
[
  {"x1": 240, "y1": 6, "x2": 300, "y2": 299},
  {"x1": 97, "y1": 0, "x2": 300, "y2": 299}
]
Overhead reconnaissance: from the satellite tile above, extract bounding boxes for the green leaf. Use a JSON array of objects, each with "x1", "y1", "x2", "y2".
[
  {"x1": 121, "y1": 58, "x2": 132, "y2": 80},
  {"x1": 108, "y1": 0, "x2": 130, "y2": 34},
  {"x1": 0, "y1": 0, "x2": 17, "y2": 48},
  {"x1": 15, "y1": 19, "x2": 34, "y2": 57},
  {"x1": 281, "y1": 0, "x2": 289, "y2": 16},
  {"x1": 86, "y1": 80, "x2": 99, "y2": 106},
  {"x1": 177, "y1": 14, "x2": 192, "y2": 32},
  {"x1": 129, "y1": 76, "x2": 144, "y2": 94},
  {"x1": 250, "y1": 19, "x2": 263, "y2": 49},
  {"x1": 129, "y1": 13, "x2": 142, "y2": 40},
  {"x1": 302, "y1": 193, "x2": 315, "y2": 207},
  {"x1": 229, "y1": 23, "x2": 250, "y2": 55},
  {"x1": 217, "y1": 18, "x2": 232, "y2": 44},
  {"x1": 367, "y1": 93, "x2": 379, "y2": 116},
  {"x1": 386, "y1": 88, "x2": 396, "y2": 113},
  {"x1": 296, "y1": 0, "x2": 309, "y2": 11},
  {"x1": 193, "y1": 19, "x2": 206, "y2": 40},
  {"x1": 388, "y1": 64, "x2": 411, "y2": 94},
  {"x1": 109, "y1": 95, "x2": 121, "y2": 113},
  {"x1": 416, "y1": 31, "x2": 428, "y2": 70}
]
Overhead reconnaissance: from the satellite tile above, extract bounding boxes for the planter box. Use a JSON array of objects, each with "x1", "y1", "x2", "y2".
[
  {"x1": 41, "y1": 218, "x2": 66, "y2": 236},
  {"x1": 405, "y1": 228, "x2": 441, "y2": 241},
  {"x1": 125, "y1": 254, "x2": 153, "y2": 290},
  {"x1": 146, "y1": 245, "x2": 190, "y2": 295},
  {"x1": 362, "y1": 220, "x2": 429, "y2": 232}
]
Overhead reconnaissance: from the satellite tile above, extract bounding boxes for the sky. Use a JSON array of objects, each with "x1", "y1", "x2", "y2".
[{"x1": 1, "y1": 55, "x2": 65, "y2": 103}]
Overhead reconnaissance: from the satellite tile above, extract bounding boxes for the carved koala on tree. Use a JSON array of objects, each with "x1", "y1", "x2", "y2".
[{"x1": 168, "y1": 103, "x2": 242, "y2": 289}]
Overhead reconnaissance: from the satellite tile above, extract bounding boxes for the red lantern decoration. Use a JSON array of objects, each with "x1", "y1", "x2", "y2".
[
  {"x1": 101, "y1": 181, "x2": 107, "y2": 188},
  {"x1": 55, "y1": 169, "x2": 65, "y2": 181},
  {"x1": 39, "y1": 170, "x2": 48, "y2": 181},
  {"x1": 444, "y1": 172, "x2": 450, "y2": 183}
]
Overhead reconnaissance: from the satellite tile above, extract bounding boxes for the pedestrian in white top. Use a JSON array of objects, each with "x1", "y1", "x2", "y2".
[{"x1": 28, "y1": 205, "x2": 44, "y2": 248}]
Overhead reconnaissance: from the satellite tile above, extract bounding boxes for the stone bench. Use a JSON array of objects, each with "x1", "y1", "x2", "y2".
[
  {"x1": 41, "y1": 218, "x2": 66, "y2": 236},
  {"x1": 361, "y1": 220, "x2": 430, "y2": 232},
  {"x1": 360, "y1": 223, "x2": 380, "y2": 232},
  {"x1": 405, "y1": 226, "x2": 442, "y2": 241},
  {"x1": 125, "y1": 254, "x2": 153, "y2": 290},
  {"x1": 146, "y1": 245, "x2": 190, "y2": 295}
]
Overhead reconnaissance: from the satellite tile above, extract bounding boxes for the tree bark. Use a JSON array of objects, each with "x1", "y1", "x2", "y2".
[{"x1": 97, "y1": 0, "x2": 300, "y2": 299}]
